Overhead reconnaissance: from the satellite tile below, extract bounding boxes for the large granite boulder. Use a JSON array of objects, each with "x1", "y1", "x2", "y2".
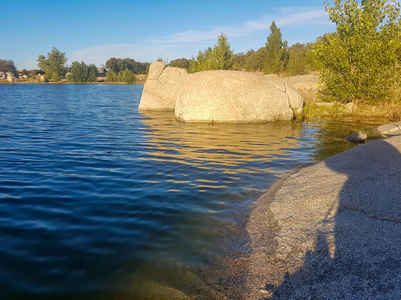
[
  {"x1": 138, "y1": 62, "x2": 188, "y2": 111},
  {"x1": 175, "y1": 70, "x2": 303, "y2": 122},
  {"x1": 138, "y1": 62, "x2": 304, "y2": 122}
]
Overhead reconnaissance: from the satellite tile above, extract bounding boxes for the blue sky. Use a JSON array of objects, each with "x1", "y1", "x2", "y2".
[{"x1": 1, "y1": 0, "x2": 335, "y2": 69}]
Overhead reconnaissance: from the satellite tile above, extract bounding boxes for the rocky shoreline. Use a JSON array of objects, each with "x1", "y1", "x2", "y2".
[{"x1": 245, "y1": 135, "x2": 401, "y2": 299}]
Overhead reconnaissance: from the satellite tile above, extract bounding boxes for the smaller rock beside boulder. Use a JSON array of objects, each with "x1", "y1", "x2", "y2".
[
  {"x1": 344, "y1": 132, "x2": 367, "y2": 143},
  {"x1": 371, "y1": 121, "x2": 401, "y2": 136},
  {"x1": 138, "y1": 62, "x2": 188, "y2": 111},
  {"x1": 6, "y1": 74, "x2": 16, "y2": 83}
]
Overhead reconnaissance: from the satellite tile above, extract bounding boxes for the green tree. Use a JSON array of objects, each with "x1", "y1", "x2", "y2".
[
  {"x1": 119, "y1": 69, "x2": 136, "y2": 84},
  {"x1": 30, "y1": 70, "x2": 38, "y2": 78},
  {"x1": 88, "y1": 64, "x2": 98, "y2": 82},
  {"x1": 189, "y1": 33, "x2": 233, "y2": 72},
  {"x1": 70, "y1": 61, "x2": 89, "y2": 82},
  {"x1": 105, "y1": 58, "x2": 121, "y2": 73},
  {"x1": 213, "y1": 33, "x2": 234, "y2": 69},
  {"x1": 105, "y1": 71, "x2": 119, "y2": 82},
  {"x1": 285, "y1": 43, "x2": 309, "y2": 75},
  {"x1": 245, "y1": 47, "x2": 267, "y2": 72},
  {"x1": 264, "y1": 21, "x2": 288, "y2": 74},
  {"x1": 232, "y1": 51, "x2": 250, "y2": 70},
  {"x1": 105, "y1": 58, "x2": 149, "y2": 74},
  {"x1": 0, "y1": 59, "x2": 17, "y2": 73},
  {"x1": 314, "y1": 0, "x2": 401, "y2": 104},
  {"x1": 169, "y1": 58, "x2": 191, "y2": 69},
  {"x1": 37, "y1": 47, "x2": 67, "y2": 82},
  {"x1": 69, "y1": 62, "x2": 98, "y2": 83}
]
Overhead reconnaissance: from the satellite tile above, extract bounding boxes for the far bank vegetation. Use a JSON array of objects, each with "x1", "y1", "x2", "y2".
[{"x1": 1, "y1": 51, "x2": 150, "y2": 84}]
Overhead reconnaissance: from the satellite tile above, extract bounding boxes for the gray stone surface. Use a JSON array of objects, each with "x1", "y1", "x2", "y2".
[
  {"x1": 246, "y1": 136, "x2": 401, "y2": 299},
  {"x1": 344, "y1": 132, "x2": 367, "y2": 143},
  {"x1": 138, "y1": 62, "x2": 188, "y2": 111},
  {"x1": 284, "y1": 74, "x2": 319, "y2": 91},
  {"x1": 175, "y1": 70, "x2": 303, "y2": 123},
  {"x1": 371, "y1": 121, "x2": 401, "y2": 135},
  {"x1": 139, "y1": 62, "x2": 304, "y2": 122}
]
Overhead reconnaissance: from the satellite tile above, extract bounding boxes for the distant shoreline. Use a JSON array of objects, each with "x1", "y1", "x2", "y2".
[
  {"x1": 0, "y1": 81, "x2": 145, "y2": 85},
  {"x1": 0, "y1": 74, "x2": 147, "y2": 85}
]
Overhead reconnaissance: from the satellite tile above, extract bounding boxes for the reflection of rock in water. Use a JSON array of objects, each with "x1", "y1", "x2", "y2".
[
  {"x1": 137, "y1": 110, "x2": 304, "y2": 299},
  {"x1": 139, "y1": 110, "x2": 302, "y2": 177}
]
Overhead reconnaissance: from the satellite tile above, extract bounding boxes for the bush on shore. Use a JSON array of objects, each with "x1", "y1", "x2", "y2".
[{"x1": 312, "y1": 0, "x2": 401, "y2": 105}]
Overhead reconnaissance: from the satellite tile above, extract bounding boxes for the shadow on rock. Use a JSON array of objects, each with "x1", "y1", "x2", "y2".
[{"x1": 246, "y1": 136, "x2": 401, "y2": 299}]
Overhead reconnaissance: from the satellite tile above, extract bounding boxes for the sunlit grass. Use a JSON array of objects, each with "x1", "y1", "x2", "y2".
[{"x1": 299, "y1": 93, "x2": 401, "y2": 122}]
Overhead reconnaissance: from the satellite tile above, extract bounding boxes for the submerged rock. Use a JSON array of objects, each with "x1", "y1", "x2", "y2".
[{"x1": 344, "y1": 132, "x2": 367, "y2": 143}]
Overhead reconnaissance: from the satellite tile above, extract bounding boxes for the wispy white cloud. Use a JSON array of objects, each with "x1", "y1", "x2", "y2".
[
  {"x1": 69, "y1": 7, "x2": 333, "y2": 66},
  {"x1": 277, "y1": 9, "x2": 331, "y2": 27},
  {"x1": 148, "y1": 8, "x2": 330, "y2": 45},
  {"x1": 69, "y1": 44, "x2": 166, "y2": 66},
  {"x1": 147, "y1": 15, "x2": 271, "y2": 45}
]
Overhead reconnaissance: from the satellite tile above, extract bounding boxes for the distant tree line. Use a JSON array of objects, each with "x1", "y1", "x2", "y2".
[
  {"x1": 237, "y1": 21, "x2": 317, "y2": 76},
  {"x1": 105, "y1": 58, "x2": 149, "y2": 75},
  {"x1": 18, "y1": 48, "x2": 152, "y2": 84},
  {"x1": 170, "y1": 22, "x2": 317, "y2": 76}
]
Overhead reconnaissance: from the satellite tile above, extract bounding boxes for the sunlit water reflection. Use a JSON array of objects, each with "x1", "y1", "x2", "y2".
[{"x1": 0, "y1": 84, "x2": 385, "y2": 299}]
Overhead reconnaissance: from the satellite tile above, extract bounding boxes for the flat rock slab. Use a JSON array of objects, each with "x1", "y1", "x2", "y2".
[
  {"x1": 246, "y1": 136, "x2": 401, "y2": 299},
  {"x1": 371, "y1": 121, "x2": 401, "y2": 135}
]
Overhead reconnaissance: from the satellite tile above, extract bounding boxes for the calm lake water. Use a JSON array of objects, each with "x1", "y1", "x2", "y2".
[{"x1": 0, "y1": 84, "x2": 384, "y2": 299}]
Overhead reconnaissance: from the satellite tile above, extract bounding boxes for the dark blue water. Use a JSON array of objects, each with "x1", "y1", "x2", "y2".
[{"x1": 0, "y1": 84, "x2": 381, "y2": 299}]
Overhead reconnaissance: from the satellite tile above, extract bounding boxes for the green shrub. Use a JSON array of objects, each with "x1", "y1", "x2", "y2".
[
  {"x1": 70, "y1": 61, "x2": 89, "y2": 83},
  {"x1": 189, "y1": 33, "x2": 233, "y2": 73},
  {"x1": 313, "y1": 0, "x2": 401, "y2": 104},
  {"x1": 120, "y1": 69, "x2": 136, "y2": 84},
  {"x1": 105, "y1": 71, "x2": 119, "y2": 82}
]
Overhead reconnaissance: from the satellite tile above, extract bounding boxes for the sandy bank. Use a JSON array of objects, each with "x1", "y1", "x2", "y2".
[{"x1": 245, "y1": 135, "x2": 401, "y2": 299}]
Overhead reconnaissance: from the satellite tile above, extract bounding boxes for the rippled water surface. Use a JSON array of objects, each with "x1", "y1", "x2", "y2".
[{"x1": 0, "y1": 84, "x2": 383, "y2": 298}]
